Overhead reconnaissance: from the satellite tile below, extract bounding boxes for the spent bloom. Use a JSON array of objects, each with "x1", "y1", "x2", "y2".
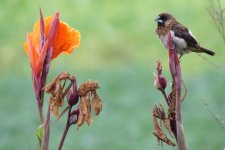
[{"x1": 77, "y1": 80, "x2": 103, "y2": 127}]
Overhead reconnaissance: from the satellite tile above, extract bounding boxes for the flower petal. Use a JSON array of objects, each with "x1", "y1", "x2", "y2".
[
  {"x1": 26, "y1": 33, "x2": 35, "y2": 72},
  {"x1": 52, "y1": 21, "x2": 80, "y2": 59}
]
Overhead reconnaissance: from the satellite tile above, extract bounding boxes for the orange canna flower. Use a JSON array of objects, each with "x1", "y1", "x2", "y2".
[{"x1": 24, "y1": 14, "x2": 80, "y2": 75}]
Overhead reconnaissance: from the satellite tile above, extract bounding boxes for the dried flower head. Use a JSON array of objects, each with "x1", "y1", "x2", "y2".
[
  {"x1": 77, "y1": 80, "x2": 102, "y2": 128},
  {"x1": 78, "y1": 80, "x2": 99, "y2": 96},
  {"x1": 45, "y1": 72, "x2": 71, "y2": 116}
]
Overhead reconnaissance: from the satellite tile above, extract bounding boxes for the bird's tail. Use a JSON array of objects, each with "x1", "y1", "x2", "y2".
[{"x1": 199, "y1": 46, "x2": 215, "y2": 56}]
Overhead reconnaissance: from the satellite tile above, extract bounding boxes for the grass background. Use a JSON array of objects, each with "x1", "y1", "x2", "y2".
[{"x1": 0, "y1": 0, "x2": 225, "y2": 149}]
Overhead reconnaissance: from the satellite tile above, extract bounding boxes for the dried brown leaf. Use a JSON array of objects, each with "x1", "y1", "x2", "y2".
[
  {"x1": 163, "y1": 118, "x2": 174, "y2": 138},
  {"x1": 153, "y1": 103, "x2": 165, "y2": 119},
  {"x1": 152, "y1": 105, "x2": 175, "y2": 147}
]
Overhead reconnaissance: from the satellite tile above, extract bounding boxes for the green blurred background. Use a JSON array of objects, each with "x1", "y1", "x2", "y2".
[{"x1": 0, "y1": 0, "x2": 225, "y2": 149}]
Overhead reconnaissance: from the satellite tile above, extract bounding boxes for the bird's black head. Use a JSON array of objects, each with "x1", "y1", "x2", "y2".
[{"x1": 155, "y1": 13, "x2": 174, "y2": 26}]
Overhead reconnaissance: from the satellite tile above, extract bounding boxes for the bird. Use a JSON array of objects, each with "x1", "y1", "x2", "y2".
[{"x1": 155, "y1": 13, "x2": 215, "y2": 57}]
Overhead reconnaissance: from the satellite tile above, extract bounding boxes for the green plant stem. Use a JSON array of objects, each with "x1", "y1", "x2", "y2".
[{"x1": 58, "y1": 106, "x2": 72, "y2": 150}]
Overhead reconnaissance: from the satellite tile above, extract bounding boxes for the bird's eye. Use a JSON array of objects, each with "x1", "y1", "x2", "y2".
[{"x1": 160, "y1": 16, "x2": 167, "y2": 21}]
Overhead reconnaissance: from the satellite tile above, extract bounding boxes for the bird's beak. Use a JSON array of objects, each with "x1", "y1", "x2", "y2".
[{"x1": 155, "y1": 16, "x2": 163, "y2": 23}]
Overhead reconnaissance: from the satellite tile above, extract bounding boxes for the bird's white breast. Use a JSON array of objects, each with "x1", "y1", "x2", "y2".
[{"x1": 159, "y1": 30, "x2": 188, "y2": 54}]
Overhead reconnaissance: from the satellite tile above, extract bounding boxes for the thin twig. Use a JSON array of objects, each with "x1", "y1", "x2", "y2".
[
  {"x1": 161, "y1": 90, "x2": 169, "y2": 105},
  {"x1": 197, "y1": 54, "x2": 224, "y2": 71},
  {"x1": 208, "y1": 0, "x2": 225, "y2": 42},
  {"x1": 217, "y1": 0, "x2": 225, "y2": 37},
  {"x1": 204, "y1": 102, "x2": 225, "y2": 132}
]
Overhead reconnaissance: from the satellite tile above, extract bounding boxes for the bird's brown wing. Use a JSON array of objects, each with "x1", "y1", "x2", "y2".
[{"x1": 172, "y1": 23, "x2": 198, "y2": 47}]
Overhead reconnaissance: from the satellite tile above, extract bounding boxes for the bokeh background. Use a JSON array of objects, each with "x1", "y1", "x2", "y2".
[{"x1": 0, "y1": 0, "x2": 225, "y2": 149}]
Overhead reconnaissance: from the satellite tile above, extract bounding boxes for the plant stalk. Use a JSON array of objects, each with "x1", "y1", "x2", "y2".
[
  {"x1": 58, "y1": 106, "x2": 72, "y2": 150},
  {"x1": 168, "y1": 32, "x2": 187, "y2": 150}
]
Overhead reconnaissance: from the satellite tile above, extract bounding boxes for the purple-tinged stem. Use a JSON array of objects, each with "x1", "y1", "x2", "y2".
[
  {"x1": 174, "y1": 52, "x2": 186, "y2": 150},
  {"x1": 41, "y1": 102, "x2": 51, "y2": 150},
  {"x1": 58, "y1": 106, "x2": 72, "y2": 150},
  {"x1": 32, "y1": 73, "x2": 44, "y2": 124},
  {"x1": 167, "y1": 32, "x2": 187, "y2": 150},
  {"x1": 161, "y1": 90, "x2": 169, "y2": 105}
]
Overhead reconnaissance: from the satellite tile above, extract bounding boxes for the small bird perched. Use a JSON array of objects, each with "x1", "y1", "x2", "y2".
[{"x1": 155, "y1": 13, "x2": 215, "y2": 57}]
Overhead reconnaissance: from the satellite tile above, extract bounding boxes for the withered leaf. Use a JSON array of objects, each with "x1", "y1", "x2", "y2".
[
  {"x1": 163, "y1": 118, "x2": 174, "y2": 138},
  {"x1": 152, "y1": 105, "x2": 176, "y2": 147}
]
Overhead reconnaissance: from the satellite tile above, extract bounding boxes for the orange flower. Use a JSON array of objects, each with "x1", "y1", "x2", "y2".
[{"x1": 24, "y1": 13, "x2": 80, "y2": 75}]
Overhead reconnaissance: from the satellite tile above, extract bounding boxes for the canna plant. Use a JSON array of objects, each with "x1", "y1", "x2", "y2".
[
  {"x1": 24, "y1": 9, "x2": 103, "y2": 150},
  {"x1": 152, "y1": 32, "x2": 187, "y2": 150}
]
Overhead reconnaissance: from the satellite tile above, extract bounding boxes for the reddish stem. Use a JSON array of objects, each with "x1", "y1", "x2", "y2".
[
  {"x1": 167, "y1": 32, "x2": 187, "y2": 150},
  {"x1": 32, "y1": 73, "x2": 44, "y2": 124},
  {"x1": 41, "y1": 102, "x2": 51, "y2": 150},
  {"x1": 58, "y1": 106, "x2": 72, "y2": 150}
]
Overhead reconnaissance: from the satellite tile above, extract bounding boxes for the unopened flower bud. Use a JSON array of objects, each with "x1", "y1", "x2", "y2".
[
  {"x1": 67, "y1": 90, "x2": 79, "y2": 106},
  {"x1": 69, "y1": 109, "x2": 79, "y2": 124},
  {"x1": 154, "y1": 73, "x2": 167, "y2": 90},
  {"x1": 67, "y1": 76, "x2": 79, "y2": 106}
]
